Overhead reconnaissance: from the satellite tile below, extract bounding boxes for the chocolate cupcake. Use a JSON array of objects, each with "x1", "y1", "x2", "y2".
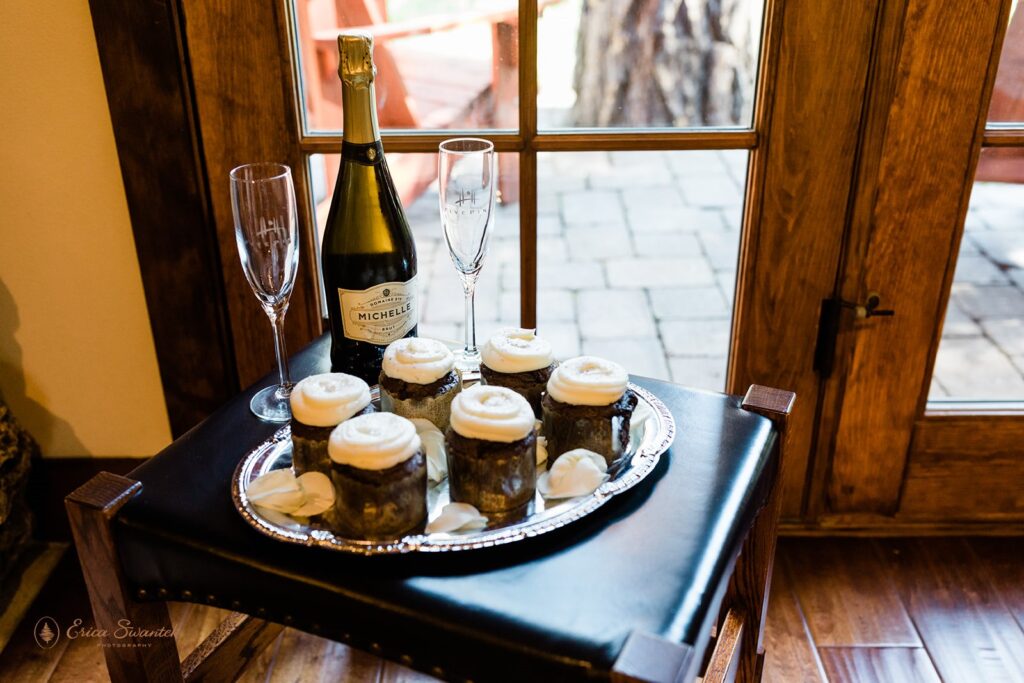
[
  {"x1": 327, "y1": 412, "x2": 426, "y2": 540},
  {"x1": 480, "y1": 328, "x2": 555, "y2": 418},
  {"x1": 290, "y1": 373, "x2": 373, "y2": 477},
  {"x1": 379, "y1": 337, "x2": 461, "y2": 430},
  {"x1": 446, "y1": 385, "x2": 537, "y2": 515},
  {"x1": 541, "y1": 356, "x2": 638, "y2": 468}
]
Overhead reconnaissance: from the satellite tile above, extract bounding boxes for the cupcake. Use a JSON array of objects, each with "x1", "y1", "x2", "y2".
[
  {"x1": 379, "y1": 337, "x2": 461, "y2": 430},
  {"x1": 290, "y1": 373, "x2": 373, "y2": 476},
  {"x1": 327, "y1": 412, "x2": 427, "y2": 540},
  {"x1": 480, "y1": 328, "x2": 555, "y2": 418},
  {"x1": 446, "y1": 385, "x2": 537, "y2": 515},
  {"x1": 541, "y1": 356, "x2": 638, "y2": 468}
]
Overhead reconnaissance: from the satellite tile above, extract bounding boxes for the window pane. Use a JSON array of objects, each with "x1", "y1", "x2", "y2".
[
  {"x1": 538, "y1": 0, "x2": 764, "y2": 130},
  {"x1": 930, "y1": 148, "x2": 1024, "y2": 401},
  {"x1": 308, "y1": 152, "x2": 520, "y2": 343},
  {"x1": 293, "y1": 1, "x2": 518, "y2": 133},
  {"x1": 989, "y1": 1, "x2": 1024, "y2": 125},
  {"x1": 528, "y1": 151, "x2": 748, "y2": 390}
]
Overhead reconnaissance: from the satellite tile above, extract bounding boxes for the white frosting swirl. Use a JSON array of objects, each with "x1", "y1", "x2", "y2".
[
  {"x1": 450, "y1": 385, "x2": 535, "y2": 443},
  {"x1": 290, "y1": 373, "x2": 371, "y2": 427},
  {"x1": 481, "y1": 328, "x2": 554, "y2": 373},
  {"x1": 546, "y1": 356, "x2": 628, "y2": 406},
  {"x1": 328, "y1": 413, "x2": 421, "y2": 470},
  {"x1": 382, "y1": 337, "x2": 454, "y2": 384}
]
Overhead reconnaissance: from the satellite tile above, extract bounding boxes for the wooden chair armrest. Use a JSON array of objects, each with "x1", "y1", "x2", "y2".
[
  {"x1": 714, "y1": 385, "x2": 795, "y2": 683},
  {"x1": 67, "y1": 472, "x2": 280, "y2": 683}
]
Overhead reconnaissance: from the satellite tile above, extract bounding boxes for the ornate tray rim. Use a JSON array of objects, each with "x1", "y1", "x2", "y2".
[{"x1": 231, "y1": 382, "x2": 675, "y2": 556}]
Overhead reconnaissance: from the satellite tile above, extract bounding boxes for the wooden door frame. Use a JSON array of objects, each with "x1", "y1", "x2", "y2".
[
  {"x1": 88, "y1": 0, "x2": 324, "y2": 437},
  {"x1": 178, "y1": 0, "x2": 324, "y2": 392},
  {"x1": 87, "y1": 0, "x2": 242, "y2": 436}
]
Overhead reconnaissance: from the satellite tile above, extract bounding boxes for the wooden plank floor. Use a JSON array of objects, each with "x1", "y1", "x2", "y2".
[
  {"x1": 1, "y1": 537, "x2": 1022, "y2": 682},
  {"x1": 764, "y1": 538, "x2": 1024, "y2": 683}
]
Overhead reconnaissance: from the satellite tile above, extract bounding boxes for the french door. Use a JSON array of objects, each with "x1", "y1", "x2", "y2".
[
  {"x1": 731, "y1": 0, "x2": 1023, "y2": 529},
  {"x1": 151, "y1": 0, "x2": 1021, "y2": 529},
  {"x1": 806, "y1": 0, "x2": 1024, "y2": 530}
]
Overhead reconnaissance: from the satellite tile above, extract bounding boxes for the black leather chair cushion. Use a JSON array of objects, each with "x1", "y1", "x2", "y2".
[{"x1": 115, "y1": 336, "x2": 776, "y2": 681}]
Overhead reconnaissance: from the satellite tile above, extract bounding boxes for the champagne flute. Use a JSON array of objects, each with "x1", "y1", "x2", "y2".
[
  {"x1": 229, "y1": 163, "x2": 300, "y2": 422},
  {"x1": 438, "y1": 138, "x2": 496, "y2": 373}
]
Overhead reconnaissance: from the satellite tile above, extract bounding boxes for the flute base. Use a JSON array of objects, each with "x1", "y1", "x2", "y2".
[
  {"x1": 453, "y1": 347, "x2": 482, "y2": 375},
  {"x1": 250, "y1": 384, "x2": 293, "y2": 423}
]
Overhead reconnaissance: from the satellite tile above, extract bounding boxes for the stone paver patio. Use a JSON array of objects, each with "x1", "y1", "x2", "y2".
[
  {"x1": 408, "y1": 150, "x2": 744, "y2": 391},
  {"x1": 404, "y1": 152, "x2": 1024, "y2": 399},
  {"x1": 932, "y1": 180, "x2": 1024, "y2": 400}
]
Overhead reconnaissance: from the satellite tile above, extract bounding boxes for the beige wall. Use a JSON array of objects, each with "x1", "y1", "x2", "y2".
[{"x1": 0, "y1": 1, "x2": 172, "y2": 456}]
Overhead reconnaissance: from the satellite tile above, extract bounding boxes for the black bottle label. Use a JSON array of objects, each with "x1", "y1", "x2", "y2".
[{"x1": 341, "y1": 141, "x2": 385, "y2": 166}]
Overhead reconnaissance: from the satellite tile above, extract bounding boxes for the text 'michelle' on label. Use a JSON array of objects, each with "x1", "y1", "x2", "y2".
[{"x1": 338, "y1": 275, "x2": 418, "y2": 345}]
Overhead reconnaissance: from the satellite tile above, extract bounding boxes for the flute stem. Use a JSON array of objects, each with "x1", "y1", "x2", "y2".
[{"x1": 269, "y1": 304, "x2": 292, "y2": 397}]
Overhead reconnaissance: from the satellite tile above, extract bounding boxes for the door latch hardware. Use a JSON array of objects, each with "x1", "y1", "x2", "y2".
[
  {"x1": 813, "y1": 292, "x2": 895, "y2": 378},
  {"x1": 838, "y1": 292, "x2": 895, "y2": 319}
]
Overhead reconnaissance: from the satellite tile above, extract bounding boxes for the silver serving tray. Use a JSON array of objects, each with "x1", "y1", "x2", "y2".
[{"x1": 232, "y1": 382, "x2": 675, "y2": 555}]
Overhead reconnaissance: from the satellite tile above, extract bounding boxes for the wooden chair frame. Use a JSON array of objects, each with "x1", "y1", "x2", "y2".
[{"x1": 65, "y1": 385, "x2": 792, "y2": 683}]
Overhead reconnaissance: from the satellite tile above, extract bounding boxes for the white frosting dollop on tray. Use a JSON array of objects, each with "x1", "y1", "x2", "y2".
[
  {"x1": 382, "y1": 337, "x2": 454, "y2": 384},
  {"x1": 247, "y1": 469, "x2": 304, "y2": 511},
  {"x1": 449, "y1": 384, "x2": 535, "y2": 443},
  {"x1": 536, "y1": 435, "x2": 549, "y2": 466},
  {"x1": 538, "y1": 448, "x2": 608, "y2": 500},
  {"x1": 290, "y1": 372, "x2": 371, "y2": 427},
  {"x1": 481, "y1": 328, "x2": 553, "y2": 373},
  {"x1": 410, "y1": 418, "x2": 448, "y2": 482},
  {"x1": 426, "y1": 502, "x2": 488, "y2": 534},
  {"x1": 248, "y1": 470, "x2": 335, "y2": 517},
  {"x1": 546, "y1": 356, "x2": 628, "y2": 406},
  {"x1": 534, "y1": 419, "x2": 548, "y2": 466},
  {"x1": 328, "y1": 412, "x2": 421, "y2": 470}
]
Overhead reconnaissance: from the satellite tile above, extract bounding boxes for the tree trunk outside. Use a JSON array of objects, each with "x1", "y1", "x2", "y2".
[{"x1": 572, "y1": 0, "x2": 759, "y2": 127}]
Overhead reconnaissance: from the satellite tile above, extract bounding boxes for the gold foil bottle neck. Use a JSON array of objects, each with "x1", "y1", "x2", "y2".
[{"x1": 338, "y1": 31, "x2": 375, "y2": 87}]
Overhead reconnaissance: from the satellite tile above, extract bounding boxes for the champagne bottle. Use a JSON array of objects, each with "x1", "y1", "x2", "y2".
[{"x1": 322, "y1": 32, "x2": 418, "y2": 385}]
